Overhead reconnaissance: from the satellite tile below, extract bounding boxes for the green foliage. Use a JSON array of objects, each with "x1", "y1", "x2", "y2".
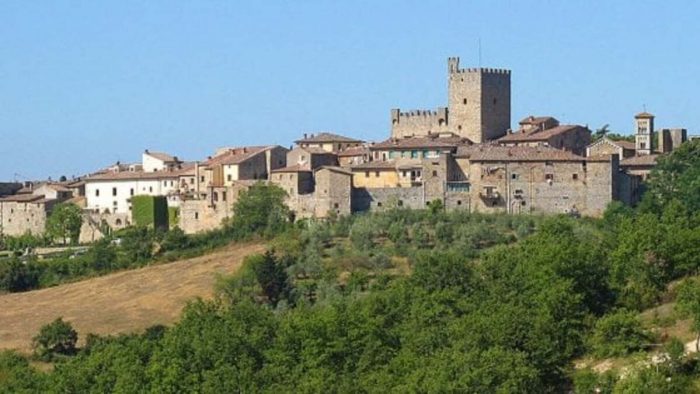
[
  {"x1": 642, "y1": 139, "x2": 700, "y2": 214},
  {"x1": 33, "y1": 317, "x2": 78, "y2": 360},
  {"x1": 0, "y1": 257, "x2": 40, "y2": 292},
  {"x1": 228, "y1": 183, "x2": 291, "y2": 239},
  {"x1": 675, "y1": 277, "x2": 700, "y2": 350},
  {"x1": 46, "y1": 202, "x2": 83, "y2": 245},
  {"x1": 131, "y1": 195, "x2": 169, "y2": 230},
  {"x1": 0, "y1": 351, "x2": 46, "y2": 392},
  {"x1": 168, "y1": 207, "x2": 179, "y2": 228},
  {"x1": 589, "y1": 310, "x2": 650, "y2": 357}
]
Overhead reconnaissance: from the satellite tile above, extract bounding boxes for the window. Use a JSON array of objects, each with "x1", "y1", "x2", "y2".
[
  {"x1": 375, "y1": 171, "x2": 380, "y2": 177},
  {"x1": 95, "y1": 189, "x2": 100, "y2": 197},
  {"x1": 227, "y1": 174, "x2": 232, "y2": 181},
  {"x1": 190, "y1": 178, "x2": 194, "y2": 184},
  {"x1": 115, "y1": 218, "x2": 122, "y2": 226},
  {"x1": 640, "y1": 142, "x2": 646, "y2": 149},
  {"x1": 545, "y1": 161, "x2": 553, "y2": 166},
  {"x1": 511, "y1": 173, "x2": 519, "y2": 180},
  {"x1": 112, "y1": 187, "x2": 117, "y2": 196},
  {"x1": 200, "y1": 176, "x2": 205, "y2": 182},
  {"x1": 365, "y1": 171, "x2": 370, "y2": 178},
  {"x1": 411, "y1": 150, "x2": 418, "y2": 159},
  {"x1": 289, "y1": 174, "x2": 293, "y2": 180},
  {"x1": 398, "y1": 200, "x2": 403, "y2": 207},
  {"x1": 463, "y1": 98, "x2": 467, "y2": 104},
  {"x1": 377, "y1": 202, "x2": 383, "y2": 207},
  {"x1": 213, "y1": 192, "x2": 218, "y2": 201},
  {"x1": 195, "y1": 212, "x2": 199, "y2": 220},
  {"x1": 572, "y1": 173, "x2": 579, "y2": 180},
  {"x1": 130, "y1": 188, "x2": 134, "y2": 196},
  {"x1": 458, "y1": 125, "x2": 462, "y2": 131},
  {"x1": 457, "y1": 200, "x2": 462, "y2": 206},
  {"x1": 222, "y1": 192, "x2": 227, "y2": 201},
  {"x1": 334, "y1": 203, "x2": 339, "y2": 209},
  {"x1": 545, "y1": 174, "x2": 554, "y2": 181},
  {"x1": 402, "y1": 171, "x2": 407, "y2": 177},
  {"x1": 149, "y1": 186, "x2": 153, "y2": 192},
  {"x1": 113, "y1": 201, "x2": 117, "y2": 206}
]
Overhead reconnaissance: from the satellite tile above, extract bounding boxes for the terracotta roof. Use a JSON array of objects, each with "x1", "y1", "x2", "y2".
[
  {"x1": 145, "y1": 151, "x2": 179, "y2": 162},
  {"x1": 295, "y1": 132, "x2": 363, "y2": 144},
  {"x1": 350, "y1": 160, "x2": 398, "y2": 170},
  {"x1": 635, "y1": 112, "x2": 655, "y2": 118},
  {"x1": 589, "y1": 137, "x2": 636, "y2": 151},
  {"x1": 620, "y1": 154, "x2": 659, "y2": 167},
  {"x1": 337, "y1": 145, "x2": 370, "y2": 157},
  {"x1": 204, "y1": 146, "x2": 272, "y2": 166},
  {"x1": 457, "y1": 144, "x2": 588, "y2": 162},
  {"x1": 519, "y1": 115, "x2": 557, "y2": 125},
  {"x1": 499, "y1": 125, "x2": 585, "y2": 143},
  {"x1": 0, "y1": 194, "x2": 46, "y2": 203},
  {"x1": 294, "y1": 146, "x2": 337, "y2": 155},
  {"x1": 316, "y1": 166, "x2": 353, "y2": 176},
  {"x1": 370, "y1": 135, "x2": 471, "y2": 150},
  {"x1": 271, "y1": 165, "x2": 312, "y2": 173},
  {"x1": 40, "y1": 183, "x2": 72, "y2": 192},
  {"x1": 86, "y1": 163, "x2": 195, "y2": 182}
]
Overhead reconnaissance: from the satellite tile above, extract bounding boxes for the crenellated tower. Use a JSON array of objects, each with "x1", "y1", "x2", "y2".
[{"x1": 390, "y1": 57, "x2": 511, "y2": 143}]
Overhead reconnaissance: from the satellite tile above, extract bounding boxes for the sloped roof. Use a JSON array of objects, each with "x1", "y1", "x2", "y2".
[
  {"x1": 519, "y1": 115, "x2": 557, "y2": 125},
  {"x1": 499, "y1": 125, "x2": 585, "y2": 143},
  {"x1": 316, "y1": 166, "x2": 353, "y2": 176},
  {"x1": 350, "y1": 160, "x2": 398, "y2": 170},
  {"x1": 145, "y1": 151, "x2": 179, "y2": 162},
  {"x1": 370, "y1": 135, "x2": 471, "y2": 150},
  {"x1": 204, "y1": 146, "x2": 275, "y2": 166},
  {"x1": 457, "y1": 144, "x2": 588, "y2": 162},
  {"x1": 620, "y1": 154, "x2": 659, "y2": 167},
  {"x1": 293, "y1": 146, "x2": 337, "y2": 155},
  {"x1": 86, "y1": 163, "x2": 195, "y2": 181},
  {"x1": 271, "y1": 165, "x2": 312, "y2": 173},
  {"x1": 635, "y1": 112, "x2": 655, "y2": 119},
  {"x1": 588, "y1": 137, "x2": 636, "y2": 151},
  {"x1": 337, "y1": 145, "x2": 371, "y2": 157},
  {"x1": 295, "y1": 132, "x2": 363, "y2": 144},
  {"x1": 0, "y1": 194, "x2": 46, "y2": 203}
]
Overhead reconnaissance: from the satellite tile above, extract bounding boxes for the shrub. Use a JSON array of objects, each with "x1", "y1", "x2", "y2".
[
  {"x1": 589, "y1": 310, "x2": 650, "y2": 357},
  {"x1": 32, "y1": 318, "x2": 78, "y2": 359}
]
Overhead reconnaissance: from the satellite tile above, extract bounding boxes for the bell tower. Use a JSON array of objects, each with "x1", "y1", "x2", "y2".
[{"x1": 634, "y1": 111, "x2": 654, "y2": 155}]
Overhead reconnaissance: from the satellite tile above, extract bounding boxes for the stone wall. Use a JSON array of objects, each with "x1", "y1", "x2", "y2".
[
  {"x1": 0, "y1": 200, "x2": 52, "y2": 236},
  {"x1": 390, "y1": 108, "x2": 450, "y2": 139},
  {"x1": 312, "y1": 168, "x2": 352, "y2": 217},
  {"x1": 351, "y1": 187, "x2": 424, "y2": 212}
]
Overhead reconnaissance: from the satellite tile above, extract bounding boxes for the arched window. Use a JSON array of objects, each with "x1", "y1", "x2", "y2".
[{"x1": 115, "y1": 218, "x2": 123, "y2": 226}]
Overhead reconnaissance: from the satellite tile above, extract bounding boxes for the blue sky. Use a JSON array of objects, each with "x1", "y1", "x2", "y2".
[{"x1": 1, "y1": 1, "x2": 697, "y2": 180}]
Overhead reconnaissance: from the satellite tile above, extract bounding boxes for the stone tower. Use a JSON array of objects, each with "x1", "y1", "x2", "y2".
[
  {"x1": 390, "y1": 57, "x2": 511, "y2": 142},
  {"x1": 447, "y1": 57, "x2": 511, "y2": 143},
  {"x1": 634, "y1": 112, "x2": 654, "y2": 155}
]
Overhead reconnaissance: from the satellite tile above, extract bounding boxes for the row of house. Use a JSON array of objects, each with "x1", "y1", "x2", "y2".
[{"x1": 1, "y1": 57, "x2": 694, "y2": 239}]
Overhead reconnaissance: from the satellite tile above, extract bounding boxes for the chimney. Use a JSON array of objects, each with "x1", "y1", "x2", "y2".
[
  {"x1": 304, "y1": 133, "x2": 308, "y2": 139},
  {"x1": 145, "y1": 149, "x2": 149, "y2": 153}
]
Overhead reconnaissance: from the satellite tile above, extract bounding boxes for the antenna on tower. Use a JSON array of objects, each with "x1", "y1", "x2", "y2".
[
  {"x1": 643, "y1": 104, "x2": 647, "y2": 112},
  {"x1": 478, "y1": 38, "x2": 482, "y2": 68}
]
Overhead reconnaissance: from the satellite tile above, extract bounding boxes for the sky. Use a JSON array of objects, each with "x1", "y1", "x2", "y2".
[{"x1": 1, "y1": 1, "x2": 698, "y2": 180}]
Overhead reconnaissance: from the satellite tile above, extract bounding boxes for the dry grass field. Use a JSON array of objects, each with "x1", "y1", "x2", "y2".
[{"x1": 0, "y1": 242, "x2": 265, "y2": 353}]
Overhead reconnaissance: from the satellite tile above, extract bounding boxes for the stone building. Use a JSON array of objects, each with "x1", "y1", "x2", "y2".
[
  {"x1": 658, "y1": 128, "x2": 688, "y2": 153},
  {"x1": 586, "y1": 137, "x2": 636, "y2": 158},
  {"x1": 286, "y1": 147, "x2": 338, "y2": 170},
  {"x1": 294, "y1": 132, "x2": 363, "y2": 153},
  {"x1": 369, "y1": 134, "x2": 469, "y2": 162},
  {"x1": 270, "y1": 166, "x2": 314, "y2": 196},
  {"x1": 0, "y1": 194, "x2": 56, "y2": 236},
  {"x1": 498, "y1": 120, "x2": 591, "y2": 156},
  {"x1": 337, "y1": 145, "x2": 372, "y2": 167},
  {"x1": 391, "y1": 57, "x2": 511, "y2": 143}
]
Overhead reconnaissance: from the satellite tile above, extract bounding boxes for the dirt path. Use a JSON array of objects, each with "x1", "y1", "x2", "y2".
[{"x1": 0, "y1": 242, "x2": 265, "y2": 353}]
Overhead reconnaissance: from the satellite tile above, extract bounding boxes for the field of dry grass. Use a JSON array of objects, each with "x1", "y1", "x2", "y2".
[{"x1": 0, "y1": 242, "x2": 265, "y2": 353}]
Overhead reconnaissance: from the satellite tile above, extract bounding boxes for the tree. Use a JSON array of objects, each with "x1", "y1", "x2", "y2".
[
  {"x1": 32, "y1": 318, "x2": 78, "y2": 359},
  {"x1": 229, "y1": 184, "x2": 290, "y2": 239},
  {"x1": 589, "y1": 309, "x2": 650, "y2": 357},
  {"x1": 642, "y1": 139, "x2": 700, "y2": 214},
  {"x1": 675, "y1": 278, "x2": 700, "y2": 352},
  {"x1": 46, "y1": 203, "x2": 83, "y2": 245}
]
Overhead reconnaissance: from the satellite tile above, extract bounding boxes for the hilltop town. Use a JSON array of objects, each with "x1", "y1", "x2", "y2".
[{"x1": 1, "y1": 57, "x2": 696, "y2": 241}]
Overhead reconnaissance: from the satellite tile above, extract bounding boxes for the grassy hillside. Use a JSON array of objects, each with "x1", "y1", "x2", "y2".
[{"x1": 0, "y1": 242, "x2": 264, "y2": 353}]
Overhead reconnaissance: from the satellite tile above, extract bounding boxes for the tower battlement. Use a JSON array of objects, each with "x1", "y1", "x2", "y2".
[{"x1": 448, "y1": 57, "x2": 510, "y2": 75}]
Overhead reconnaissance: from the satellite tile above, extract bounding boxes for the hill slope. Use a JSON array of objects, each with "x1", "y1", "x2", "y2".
[{"x1": 0, "y1": 242, "x2": 265, "y2": 353}]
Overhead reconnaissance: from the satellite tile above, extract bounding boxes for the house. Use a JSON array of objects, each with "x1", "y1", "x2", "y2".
[
  {"x1": 586, "y1": 137, "x2": 636, "y2": 159},
  {"x1": 294, "y1": 132, "x2": 363, "y2": 153},
  {"x1": 286, "y1": 146, "x2": 338, "y2": 170},
  {"x1": 338, "y1": 145, "x2": 372, "y2": 167},
  {"x1": 369, "y1": 134, "x2": 470, "y2": 162},
  {"x1": 142, "y1": 150, "x2": 182, "y2": 172},
  {"x1": 498, "y1": 122, "x2": 591, "y2": 155}
]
